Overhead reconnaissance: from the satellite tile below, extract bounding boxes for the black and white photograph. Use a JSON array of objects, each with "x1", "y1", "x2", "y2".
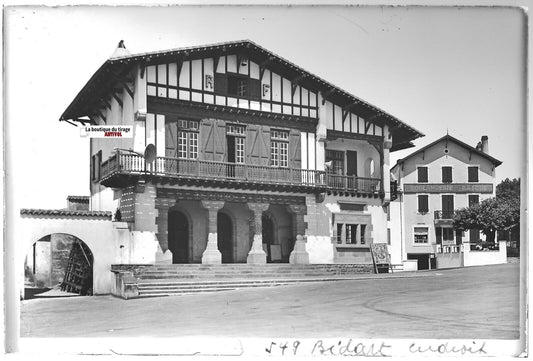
[{"x1": 3, "y1": 3, "x2": 528, "y2": 357}]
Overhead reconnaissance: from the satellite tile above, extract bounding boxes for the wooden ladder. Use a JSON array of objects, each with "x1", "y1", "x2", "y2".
[{"x1": 60, "y1": 240, "x2": 93, "y2": 295}]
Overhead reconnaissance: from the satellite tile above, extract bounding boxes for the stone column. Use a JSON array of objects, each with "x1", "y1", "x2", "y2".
[
  {"x1": 201, "y1": 200, "x2": 225, "y2": 264},
  {"x1": 247, "y1": 202, "x2": 269, "y2": 264},
  {"x1": 288, "y1": 204, "x2": 309, "y2": 264}
]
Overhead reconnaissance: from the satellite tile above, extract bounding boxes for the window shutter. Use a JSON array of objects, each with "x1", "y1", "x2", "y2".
[
  {"x1": 455, "y1": 230, "x2": 463, "y2": 245},
  {"x1": 468, "y1": 166, "x2": 479, "y2": 182},
  {"x1": 436, "y1": 227, "x2": 442, "y2": 244},
  {"x1": 442, "y1": 167, "x2": 452, "y2": 183},
  {"x1": 214, "y1": 73, "x2": 228, "y2": 95},
  {"x1": 468, "y1": 194, "x2": 479, "y2": 207},
  {"x1": 248, "y1": 78, "x2": 261, "y2": 100},
  {"x1": 200, "y1": 119, "x2": 214, "y2": 161},
  {"x1": 347, "y1": 151, "x2": 358, "y2": 176},
  {"x1": 418, "y1": 167, "x2": 428, "y2": 183},
  {"x1": 418, "y1": 195, "x2": 428, "y2": 213},
  {"x1": 214, "y1": 121, "x2": 226, "y2": 162},
  {"x1": 289, "y1": 130, "x2": 301, "y2": 169},
  {"x1": 91, "y1": 154, "x2": 95, "y2": 181},
  {"x1": 165, "y1": 119, "x2": 178, "y2": 158},
  {"x1": 96, "y1": 151, "x2": 102, "y2": 180},
  {"x1": 246, "y1": 124, "x2": 259, "y2": 165}
]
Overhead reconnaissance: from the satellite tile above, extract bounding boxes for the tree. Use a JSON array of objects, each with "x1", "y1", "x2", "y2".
[
  {"x1": 496, "y1": 178, "x2": 520, "y2": 201},
  {"x1": 496, "y1": 178, "x2": 521, "y2": 249},
  {"x1": 453, "y1": 196, "x2": 519, "y2": 244}
]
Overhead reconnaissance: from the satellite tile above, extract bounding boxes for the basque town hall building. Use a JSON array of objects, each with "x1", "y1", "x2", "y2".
[{"x1": 59, "y1": 40, "x2": 423, "y2": 277}]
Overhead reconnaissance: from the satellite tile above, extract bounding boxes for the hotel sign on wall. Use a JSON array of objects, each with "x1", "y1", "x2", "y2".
[{"x1": 403, "y1": 183, "x2": 493, "y2": 194}]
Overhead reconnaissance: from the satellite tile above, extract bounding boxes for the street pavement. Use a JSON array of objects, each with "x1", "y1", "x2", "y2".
[{"x1": 20, "y1": 263, "x2": 520, "y2": 339}]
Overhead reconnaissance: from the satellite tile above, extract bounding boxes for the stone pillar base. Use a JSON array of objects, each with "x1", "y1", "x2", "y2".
[
  {"x1": 202, "y1": 233, "x2": 222, "y2": 264},
  {"x1": 247, "y1": 235, "x2": 267, "y2": 264},
  {"x1": 155, "y1": 249, "x2": 173, "y2": 264},
  {"x1": 202, "y1": 250, "x2": 222, "y2": 264},
  {"x1": 247, "y1": 251, "x2": 267, "y2": 264},
  {"x1": 290, "y1": 235, "x2": 309, "y2": 264}
]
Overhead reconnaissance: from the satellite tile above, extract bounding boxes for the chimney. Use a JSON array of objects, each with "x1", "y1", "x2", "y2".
[
  {"x1": 110, "y1": 40, "x2": 131, "y2": 59},
  {"x1": 481, "y1": 135, "x2": 489, "y2": 154}
]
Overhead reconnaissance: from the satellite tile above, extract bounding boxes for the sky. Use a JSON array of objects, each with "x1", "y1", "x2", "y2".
[{"x1": 5, "y1": 5, "x2": 527, "y2": 211}]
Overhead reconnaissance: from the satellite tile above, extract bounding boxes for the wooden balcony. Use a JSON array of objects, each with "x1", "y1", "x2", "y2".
[
  {"x1": 434, "y1": 210, "x2": 458, "y2": 220},
  {"x1": 99, "y1": 151, "x2": 381, "y2": 196}
]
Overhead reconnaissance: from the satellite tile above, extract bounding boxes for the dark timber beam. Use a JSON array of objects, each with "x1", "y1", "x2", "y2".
[
  {"x1": 259, "y1": 56, "x2": 275, "y2": 79},
  {"x1": 214, "y1": 55, "x2": 221, "y2": 73},
  {"x1": 100, "y1": 99, "x2": 112, "y2": 110},
  {"x1": 94, "y1": 110, "x2": 107, "y2": 124},
  {"x1": 291, "y1": 74, "x2": 306, "y2": 97},
  {"x1": 111, "y1": 92, "x2": 123, "y2": 107},
  {"x1": 109, "y1": 70, "x2": 134, "y2": 99},
  {"x1": 321, "y1": 88, "x2": 335, "y2": 105}
]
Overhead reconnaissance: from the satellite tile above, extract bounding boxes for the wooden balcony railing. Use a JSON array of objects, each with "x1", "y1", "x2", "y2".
[
  {"x1": 434, "y1": 210, "x2": 457, "y2": 220},
  {"x1": 326, "y1": 174, "x2": 381, "y2": 193},
  {"x1": 99, "y1": 151, "x2": 382, "y2": 194}
]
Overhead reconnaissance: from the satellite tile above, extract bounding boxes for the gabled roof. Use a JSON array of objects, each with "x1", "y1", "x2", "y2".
[
  {"x1": 59, "y1": 39, "x2": 424, "y2": 150},
  {"x1": 392, "y1": 134, "x2": 503, "y2": 170}
]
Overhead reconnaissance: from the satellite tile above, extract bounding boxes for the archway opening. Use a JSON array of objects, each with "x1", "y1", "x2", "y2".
[
  {"x1": 24, "y1": 234, "x2": 93, "y2": 298},
  {"x1": 217, "y1": 212, "x2": 233, "y2": 263},
  {"x1": 168, "y1": 210, "x2": 190, "y2": 264}
]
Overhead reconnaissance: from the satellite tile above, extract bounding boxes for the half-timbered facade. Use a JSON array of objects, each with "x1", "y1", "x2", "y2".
[{"x1": 60, "y1": 40, "x2": 423, "y2": 267}]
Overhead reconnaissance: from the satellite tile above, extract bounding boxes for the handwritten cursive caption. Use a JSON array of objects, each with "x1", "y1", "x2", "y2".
[
  {"x1": 265, "y1": 339, "x2": 391, "y2": 357},
  {"x1": 262, "y1": 339, "x2": 490, "y2": 357}
]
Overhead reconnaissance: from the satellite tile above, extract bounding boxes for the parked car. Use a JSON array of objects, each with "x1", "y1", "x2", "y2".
[{"x1": 474, "y1": 242, "x2": 499, "y2": 251}]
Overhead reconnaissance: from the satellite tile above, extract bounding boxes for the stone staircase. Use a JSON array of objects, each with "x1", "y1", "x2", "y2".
[{"x1": 111, "y1": 264, "x2": 374, "y2": 299}]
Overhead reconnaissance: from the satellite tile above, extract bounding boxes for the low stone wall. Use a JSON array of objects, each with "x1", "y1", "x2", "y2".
[
  {"x1": 436, "y1": 252, "x2": 463, "y2": 269},
  {"x1": 464, "y1": 241, "x2": 507, "y2": 267}
]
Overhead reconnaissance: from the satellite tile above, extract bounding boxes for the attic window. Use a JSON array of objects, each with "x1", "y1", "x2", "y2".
[
  {"x1": 214, "y1": 73, "x2": 260, "y2": 100},
  {"x1": 228, "y1": 75, "x2": 247, "y2": 97}
]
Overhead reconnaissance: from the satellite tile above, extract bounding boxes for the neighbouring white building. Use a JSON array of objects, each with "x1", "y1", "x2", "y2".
[{"x1": 389, "y1": 134, "x2": 507, "y2": 270}]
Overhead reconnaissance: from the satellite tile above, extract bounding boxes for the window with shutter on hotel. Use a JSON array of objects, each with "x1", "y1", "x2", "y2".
[
  {"x1": 414, "y1": 226, "x2": 429, "y2": 244},
  {"x1": 468, "y1": 194, "x2": 479, "y2": 207},
  {"x1": 442, "y1": 166, "x2": 452, "y2": 183},
  {"x1": 418, "y1": 194, "x2": 429, "y2": 214},
  {"x1": 326, "y1": 150, "x2": 344, "y2": 175},
  {"x1": 468, "y1": 166, "x2": 479, "y2": 182},
  {"x1": 417, "y1": 166, "x2": 428, "y2": 183}
]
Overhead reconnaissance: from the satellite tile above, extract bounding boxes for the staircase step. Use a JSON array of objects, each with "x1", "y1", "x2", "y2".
[{"x1": 113, "y1": 264, "x2": 374, "y2": 299}]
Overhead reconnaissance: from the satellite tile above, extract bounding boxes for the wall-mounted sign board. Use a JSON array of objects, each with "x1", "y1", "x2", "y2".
[{"x1": 403, "y1": 183, "x2": 493, "y2": 194}]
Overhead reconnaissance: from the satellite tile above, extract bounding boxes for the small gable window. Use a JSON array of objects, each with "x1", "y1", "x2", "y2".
[{"x1": 214, "y1": 73, "x2": 261, "y2": 100}]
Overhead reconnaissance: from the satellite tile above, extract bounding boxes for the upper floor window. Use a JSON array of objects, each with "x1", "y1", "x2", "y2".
[
  {"x1": 417, "y1": 166, "x2": 428, "y2": 183},
  {"x1": 442, "y1": 166, "x2": 453, "y2": 183},
  {"x1": 215, "y1": 73, "x2": 261, "y2": 100},
  {"x1": 178, "y1": 119, "x2": 199, "y2": 159},
  {"x1": 418, "y1": 194, "x2": 429, "y2": 214},
  {"x1": 227, "y1": 124, "x2": 246, "y2": 164},
  {"x1": 228, "y1": 75, "x2": 247, "y2": 97},
  {"x1": 326, "y1": 150, "x2": 344, "y2": 175},
  {"x1": 271, "y1": 129, "x2": 289, "y2": 167},
  {"x1": 468, "y1": 166, "x2": 479, "y2": 182}
]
